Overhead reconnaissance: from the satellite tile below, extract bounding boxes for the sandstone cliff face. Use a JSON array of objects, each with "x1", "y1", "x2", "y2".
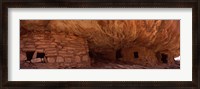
[
  {"x1": 47, "y1": 20, "x2": 179, "y2": 55},
  {"x1": 20, "y1": 20, "x2": 180, "y2": 67}
]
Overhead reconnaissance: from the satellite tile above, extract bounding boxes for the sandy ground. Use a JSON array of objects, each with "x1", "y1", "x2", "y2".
[{"x1": 20, "y1": 59, "x2": 180, "y2": 69}]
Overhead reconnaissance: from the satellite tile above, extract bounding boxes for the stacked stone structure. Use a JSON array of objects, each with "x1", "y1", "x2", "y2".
[
  {"x1": 20, "y1": 20, "x2": 180, "y2": 68},
  {"x1": 20, "y1": 31, "x2": 90, "y2": 68}
]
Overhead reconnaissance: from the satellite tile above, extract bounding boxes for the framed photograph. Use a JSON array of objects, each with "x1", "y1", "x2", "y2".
[{"x1": 1, "y1": 0, "x2": 199, "y2": 89}]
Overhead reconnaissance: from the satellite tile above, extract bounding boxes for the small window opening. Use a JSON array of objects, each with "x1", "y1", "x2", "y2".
[
  {"x1": 134, "y1": 52, "x2": 139, "y2": 59},
  {"x1": 36, "y1": 53, "x2": 46, "y2": 63},
  {"x1": 26, "y1": 51, "x2": 35, "y2": 62},
  {"x1": 116, "y1": 49, "x2": 122, "y2": 60},
  {"x1": 89, "y1": 51, "x2": 93, "y2": 58},
  {"x1": 161, "y1": 53, "x2": 168, "y2": 63}
]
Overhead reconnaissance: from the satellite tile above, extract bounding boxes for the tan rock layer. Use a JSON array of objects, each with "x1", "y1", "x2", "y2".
[
  {"x1": 20, "y1": 20, "x2": 180, "y2": 58},
  {"x1": 20, "y1": 20, "x2": 180, "y2": 67}
]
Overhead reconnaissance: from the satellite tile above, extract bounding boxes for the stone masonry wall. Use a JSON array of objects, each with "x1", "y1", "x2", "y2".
[
  {"x1": 20, "y1": 32, "x2": 90, "y2": 68},
  {"x1": 121, "y1": 45, "x2": 159, "y2": 67},
  {"x1": 121, "y1": 45, "x2": 175, "y2": 67}
]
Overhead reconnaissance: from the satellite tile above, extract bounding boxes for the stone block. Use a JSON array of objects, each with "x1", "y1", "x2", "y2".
[
  {"x1": 35, "y1": 42, "x2": 47, "y2": 45},
  {"x1": 36, "y1": 45, "x2": 56, "y2": 48},
  {"x1": 56, "y1": 56, "x2": 64, "y2": 63},
  {"x1": 65, "y1": 38, "x2": 74, "y2": 41},
  {"x1": 77, "y1": 51, "x2": 86, "y2": 55},
  {"x1": 82, "y1": 55, "x2": 89, "y2": 62},
  {"x1": 60, "y1": 42, "x2": 65, "y2": 46},
  {"x1": 45, "y1": 48, "x2": 57, "y2": 51},
  {"x1": 23, "y1": 38, "x2": 32, "y2": 41},
  {"x1": 24, "y1": 42, "x2": 35, "y2": 45},
  {"x1": 50, "y1": 42, "x2": 57, "y2": 45},
  {"x1": 66, "y1": 35, "x2": 78, "y2": 40},
  {"x1": 66, "y1": 50, "x2": 74, "y2": 54},
  {"x1": 47, "y1": 57, "x2": 56, "y2": 63},
  {"x1": 65, "y1": 58, "x2": 72, "y2": 63},
  {"x1": 52, "y1": 35, "x2": 65, "y2": 42},
  {"x1": 45, "y1": 50, "x2": 57, "y2": 54},
  {"x1": 20, "y1": 54, "x2": 26, "y2": 61},
  {"x1": 24, "y1": 44, "x2": 35, "y2": 48},
  {"x1": 57, "y1": 45, "x2": 63, "y2": 49},
  {"x1": 63, "y1": 64, "x2": 70, "y2": 68},
  {"x1": 31, "y1": 58, "x2": 42, "y2": 63},
  {"x1": 63, "y1": 47, "x2": 75, "y2": 50},
  {"x1": 22, "y1": 47, "x2": 36, "y2": 51},
  {"x1": 36, "y1": 49, "x2": 44, "y2": 53},
  {"x1": 46, "y1": 53, "x2": 58, "y2": 57},
  {"x1": 74, "y1": 56, "x2": 81, "y2": 63},
  {"x1": 39, "y1": 40, "x2": 50, "y2": 42},
  {"x1": 33, "y1": 37, "x2": 44, "y2": 40},
  {"x1": 68, "y1": 41, "x2": 82, "y2": 45},
  {"x1": 58, "y1": 51, "x2": 67, "y2": 54},
  {"x1": 33, "y1": 34, "x2": 44, "y2": 37},
  {"x1": 36, "y1": 45, "x2": 49, "y2": 48},
  {"x1": 61, "y1": 54, "x2": 73, "y2": 57}
]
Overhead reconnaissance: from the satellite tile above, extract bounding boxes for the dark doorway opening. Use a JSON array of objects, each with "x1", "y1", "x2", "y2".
[
  {"x1": 134, "y1": 52, "x2": 139, "y2": 59},
  {"x1": 89, "y1": 51, "x2": 94, "y2": 58},
  {"x1": 26, "y1": 51, "x2": 35, "y2": 62},
  {"x1": 161, "y1": 53, "x2": 168, "y2": 63},
  {"x1": 89, "y1": 51, "x2": 103, "y2": 59},
  {"x1": 36, "y1": 53, "x2": 46, "y2": 63},
  {"x1": 116, "y1": 49, "x2": 122, "y2": 60}
]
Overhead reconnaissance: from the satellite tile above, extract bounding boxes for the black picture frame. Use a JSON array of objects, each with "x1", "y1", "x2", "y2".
[{"x1": 1, "y1": 0, "x2": 199, "y2": 89}]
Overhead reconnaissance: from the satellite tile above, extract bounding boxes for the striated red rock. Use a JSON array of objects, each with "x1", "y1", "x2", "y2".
[{"x1": 20, "y1": 20, "x2": 180, "y2": 67}]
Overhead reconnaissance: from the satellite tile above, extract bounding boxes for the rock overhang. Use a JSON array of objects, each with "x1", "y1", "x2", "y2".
[{"x1": 20, "y1": 20, "x2": 180, "y2": 58}]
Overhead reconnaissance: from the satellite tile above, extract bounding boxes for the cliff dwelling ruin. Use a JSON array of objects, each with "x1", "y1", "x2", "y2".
[{"x1": 20, "y1": 20, "x2": 180, "y2": 69}]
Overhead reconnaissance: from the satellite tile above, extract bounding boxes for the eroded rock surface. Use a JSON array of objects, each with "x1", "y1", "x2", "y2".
[{"x1": 20, "y1": 20, "x2": 180, "y2": 68}]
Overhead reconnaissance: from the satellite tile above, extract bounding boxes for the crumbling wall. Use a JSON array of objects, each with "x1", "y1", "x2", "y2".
[
  {"x1": 121, "y1": 45, "x2": 158, "y2": 66},
  {"x1": 20, "y1": 20, "x2": 180, "y2": 68},
  {"x1": 155, "y1": 51, "x2": 175, "y2": 65},
  {"x1": 121, "y1": 45, "x2": 175, "y2": 67},
  {"x1": 20, "y1": 31, "x2": 90, "y2": 68}
]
